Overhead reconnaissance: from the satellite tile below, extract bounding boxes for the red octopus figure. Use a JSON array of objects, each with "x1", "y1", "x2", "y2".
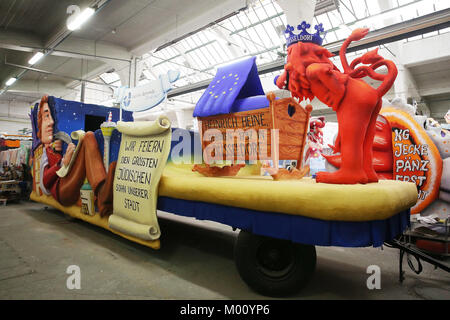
[
  {"x1": 324, "y1": 114, "x2": 395, "y2": 180},
  {"x1": 276, "y1": 28, "x2": 398, "y2": 184}
]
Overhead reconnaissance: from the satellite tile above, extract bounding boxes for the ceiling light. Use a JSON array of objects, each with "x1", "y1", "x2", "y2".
[
  {"x1": 28, "y1": 52, "x2": 44, "y2": 65},
  {"x1": 5, "y1": 77, "x2": 17, "y2": 86},
  {"x1": 67, "y1": 7, "x2": 95, "y2": 31}
]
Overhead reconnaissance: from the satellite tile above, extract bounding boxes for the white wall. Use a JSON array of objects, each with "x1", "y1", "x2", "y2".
[
  {"x1": 0, "y1": 100, "x2": 33, "y2": 135},
  {"x1": 61, "y1": 82, "x2": 114, "y2": 106},
  {"x1": 428, "y1": 99, "x2": 450, "y2": 123},
  {"x1": 0, "y1": 100, "x2": 32, "y2": 119},
  {"x1": 0, "y1": 118, "x2": 32, "y2": 135}
]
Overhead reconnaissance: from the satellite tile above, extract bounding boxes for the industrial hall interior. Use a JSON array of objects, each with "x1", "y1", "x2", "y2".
[{"x1": 0, "y1": 0, "x2": 449, "y2": 301}]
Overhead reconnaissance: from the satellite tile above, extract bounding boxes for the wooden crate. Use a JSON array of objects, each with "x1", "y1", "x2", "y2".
[{"x1": 198, "y1": 92, "x2": 312, "y2": 168}]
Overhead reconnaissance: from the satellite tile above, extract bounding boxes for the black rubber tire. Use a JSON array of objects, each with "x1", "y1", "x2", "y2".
[{"x1": 234, "y1": 230, "x2": 316, "y2": 297}]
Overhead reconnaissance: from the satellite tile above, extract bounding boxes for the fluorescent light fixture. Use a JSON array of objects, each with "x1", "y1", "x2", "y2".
[
  {"x1": 28, "y1": 52, "x2": 44, "y2": 65},
  {"x1": 67, "y1": 7, "x2": 95, "y2": 31},
  {"x1": 5, "y1": 77, "x2": 17, "y2": 86}
]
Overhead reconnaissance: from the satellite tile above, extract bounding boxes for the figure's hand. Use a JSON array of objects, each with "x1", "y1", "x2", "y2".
[
  {"x1": 348, "y1": 28, "x2": 369, "y2": 42},
  {"x1": 53, "y1": 140, "x2": 63, "y2": 152},
  {"x1": 62, "y1": 143, "x2": 75, "y2": 167},
  {"x1": 275, "y1": 73, "x2": 287, "y2": 90}
]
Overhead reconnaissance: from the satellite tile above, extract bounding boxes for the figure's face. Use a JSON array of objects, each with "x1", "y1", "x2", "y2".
[
  {"x1": 446, "y1": 111, "x2": 450, "y2": 124},
  {"x1": 284, "y1": 42, "x2": 335, "y2": 101},
  {"x1": 288, "y1": 42, "x2": 334, "y2": 73},
  {"x1": 40, "y1": 103, "x2": 54, "y2": 145}
]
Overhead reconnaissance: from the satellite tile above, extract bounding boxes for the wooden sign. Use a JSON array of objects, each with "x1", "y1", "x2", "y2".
[
  {"x1": 198, "y1": 93, "x2": 311, "y2": 168},
  {"x1": 199, "y1": 108, "x2": 272, "y2": 161}
]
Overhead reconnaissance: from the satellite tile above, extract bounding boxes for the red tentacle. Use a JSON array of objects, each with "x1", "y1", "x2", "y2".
[
  {"x1": 349, "y1": 57, "x2": 362, "y2": 71},
  {"x1": 348, "y1": 58, "x2": 397, "y2": 97},
  {"x1": 372, "y1": 60, "x2": 398, "y2": 97},
  {"x1": 339, "y1": 28, "x2": 370, "y2": 74},
  {"x1": 340, "y1": 38, "x2": 354, "y2": 74},
  {"x1": 349, "y1": 65, "x2": 386, "y2": 81}
]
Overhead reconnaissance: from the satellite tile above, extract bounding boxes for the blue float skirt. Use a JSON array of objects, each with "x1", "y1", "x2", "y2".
[{"x1": 157, "y1": 196, "x2": 410, "y2": 248}]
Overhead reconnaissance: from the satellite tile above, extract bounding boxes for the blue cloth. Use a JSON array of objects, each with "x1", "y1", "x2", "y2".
[
  {"x1": 95, "y1": 129, "x2": 104, "y2": 159},
  {"x1": 157, "y1": 196, "x2": 410, "y2": 248},
  {"x1": 31, "y1": 96, "x2": 133, "y2": 156},
  {"x1": 193, "y1": 56, "x2": 264, "y2": 117},
  {"x1": 168, "y1": 128, "x2": 203, "y2": 163},
  {"x1": 94, "y1": 128, "x2": 123, "y2": 166},
  {"x1": 231, "y1": 96, "x2": 270, "y2": 113},
  {"x1": 50, "y1": 97, "x2": 133, "y2": 137}
]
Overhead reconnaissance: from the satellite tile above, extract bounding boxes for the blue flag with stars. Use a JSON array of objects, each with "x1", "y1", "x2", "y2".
[{"x1": 193, "y1": 56, "x2": 264, "y2": 117}]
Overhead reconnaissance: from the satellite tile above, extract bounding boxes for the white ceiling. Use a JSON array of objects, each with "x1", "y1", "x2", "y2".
[
  {"x1": 73, "y1": 0, "x2": 238, "y2": 50},
  {"x1": 0, "y1": 0, "x2": 248, "y2": 102}
]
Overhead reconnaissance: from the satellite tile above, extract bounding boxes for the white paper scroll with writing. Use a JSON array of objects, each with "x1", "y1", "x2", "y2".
[{"x1": 108, "y1": 116, "x2": 171, "y2": 240}]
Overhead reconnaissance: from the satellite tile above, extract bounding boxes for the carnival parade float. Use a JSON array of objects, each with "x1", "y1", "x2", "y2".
[{"x1": 28, "y1": 0, "x2": 447, "y2": 297}]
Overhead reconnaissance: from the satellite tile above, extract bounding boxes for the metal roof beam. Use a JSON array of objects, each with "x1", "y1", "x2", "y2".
[{"x1": 167, "y1": 7, "x2": 450, "y2": 98}]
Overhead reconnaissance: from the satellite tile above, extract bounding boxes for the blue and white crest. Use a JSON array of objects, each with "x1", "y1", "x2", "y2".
[
  {"x1": 122, "y1": 92, "x2": 131, "y2": 108},
  {"x1": 115, "y1": 70, "x2": 180, "y2": 113}
]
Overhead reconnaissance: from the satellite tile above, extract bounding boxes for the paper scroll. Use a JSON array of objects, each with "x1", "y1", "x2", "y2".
[
  {"x1": 108, "y1": 116, "x2": 171, "y2": 240},
  {"x1": 56, "y1": 130, "x2": 86, "y2": 178}
]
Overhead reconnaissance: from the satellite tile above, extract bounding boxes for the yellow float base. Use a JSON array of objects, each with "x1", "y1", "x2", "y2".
[
  {"x1": 159, "y1": 163, "x2": 418, "y2": 222},
  {"x1": 30, "y1": 191, "x2": 160, "y2": 250}
]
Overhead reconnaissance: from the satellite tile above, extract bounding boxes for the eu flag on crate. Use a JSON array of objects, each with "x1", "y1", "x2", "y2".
[{"x1": 193, "y1": 56, "x2": 265, "y2": 117}]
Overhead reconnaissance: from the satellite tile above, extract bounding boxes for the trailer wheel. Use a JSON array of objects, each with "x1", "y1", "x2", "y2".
[{"x1": 234, "y1": 230, "x2": 316, "y2": 297}]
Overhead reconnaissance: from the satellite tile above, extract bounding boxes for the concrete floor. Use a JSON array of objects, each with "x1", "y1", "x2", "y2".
[{"x1": 0, "y1": 201, "x2": 449, "y2": 300}]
